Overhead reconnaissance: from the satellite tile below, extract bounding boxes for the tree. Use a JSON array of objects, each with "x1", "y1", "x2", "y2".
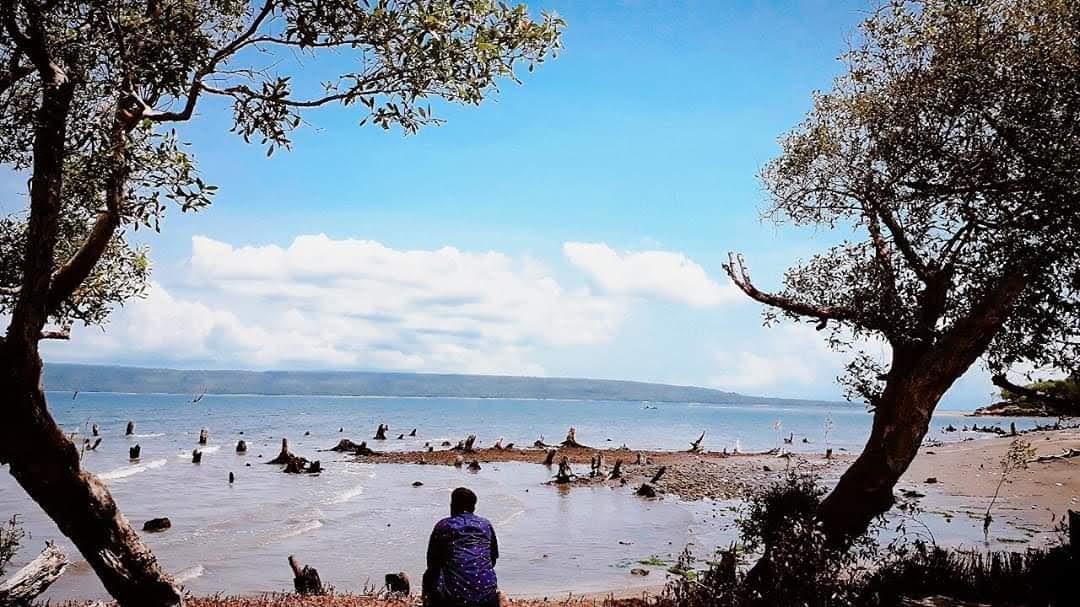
[
  {"x1": 0, "y1": 1, "x2": 562, "y2": 605},
  {"x1": 725, "y1": 0, "x2": 1080, "y2": 544}
]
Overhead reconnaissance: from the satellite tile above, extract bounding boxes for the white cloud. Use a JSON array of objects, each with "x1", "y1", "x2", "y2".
[
  {"x1": 708, "y1": 324, "x2": 884, "y2": 394},
  {"x1": 49, "y1": 235, "x2": 628, "y2": 375},
  {"x1": 562, "y1": 242, "x2": 738, "y2": 308}
]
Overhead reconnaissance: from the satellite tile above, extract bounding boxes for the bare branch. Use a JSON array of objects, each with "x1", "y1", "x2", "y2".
[
  {"x1": 875, "y1": 206, "x2": 930, "y2": 282},
  {"x1": 723, "y1": 252, "x2": 870, "y2": 327}
]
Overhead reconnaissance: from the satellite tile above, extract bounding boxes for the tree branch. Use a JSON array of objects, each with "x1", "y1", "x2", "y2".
[
  {"x1": 874, "y1": 205, "x2": 931, "y2": 282},
  {"x1": 723, "y1": 252, "x2": 870, "y2": 328},
  {"x1": 991, "y1": 373, "x2": 1075, "y2": 408},
  {"x1": 146, "y1": 0, "x2": 276, "y2": 123}
]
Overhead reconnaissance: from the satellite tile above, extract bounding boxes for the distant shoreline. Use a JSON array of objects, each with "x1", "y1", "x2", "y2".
[{"x1": 43, "y1": 362, "x2": 851, "y2": 408}]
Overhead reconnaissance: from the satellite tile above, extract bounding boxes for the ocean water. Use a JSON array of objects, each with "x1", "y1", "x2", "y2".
[{"x1": 0, "y1": 392, "x2": 1044, "y2": 601}]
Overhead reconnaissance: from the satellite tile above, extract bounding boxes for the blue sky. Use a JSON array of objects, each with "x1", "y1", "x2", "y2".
[{"x1": 26, "y1": 1, "x2": 1000, "y2": 408}]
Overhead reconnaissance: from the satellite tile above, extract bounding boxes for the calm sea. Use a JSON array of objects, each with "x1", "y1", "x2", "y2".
[{"x1": 0, "y1": 392, "x2": 1042, "y2": 601}]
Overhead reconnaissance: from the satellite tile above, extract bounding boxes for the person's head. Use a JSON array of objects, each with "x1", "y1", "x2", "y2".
[{"x1": 450, "y1": 487, "x2": 477, "y2": 516}]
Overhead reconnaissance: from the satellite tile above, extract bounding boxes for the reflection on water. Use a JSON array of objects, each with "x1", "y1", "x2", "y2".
[{"x1": 0, "y1": 392, "x2": 1049, "y2": 600}]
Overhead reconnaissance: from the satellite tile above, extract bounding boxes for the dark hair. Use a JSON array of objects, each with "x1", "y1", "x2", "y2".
[{"x1": 450, "y1": 487, "x2": 477, "y2": 515}]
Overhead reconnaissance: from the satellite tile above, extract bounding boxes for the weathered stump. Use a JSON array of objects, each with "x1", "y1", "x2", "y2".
[
  {"x1": 609, "y1": 459, "x2": 623, "y2": 480},
  {"x1": 453, "y1": 455, "x2": 465, "y2": 468},
  {"x1": 561, "y1": 427, "x2": 587, "y2": 448},
  {"x1": 198, "y1": 428, "x2": 209, "y2": 445},
  {"x1": 0, "y1": 542, "x2": 67, "y2": 604},
  {"x1": 236, "y1": 439, "x2": 248, "y2": 453},
  {"x1": 397, "y1": 433, "x2": 405, "y2": 440},
  {"x1": 142, "y1": 518, "x2": 171, "y2": 532},
  {"x1": 534, "y1": 435, "x2": 552, "y2": 448},
  {"x1": 689, "y1": 431, "x2": 705, "y2": 453},
  {"x1": 84, "y1": 437, "x2": 102, "y2": 451},
  {"x1": 635, "y1": 452, "x2": 648, "y2": 465},
  {"x1": 268, "y1": 438, "x2": 296, "y2": 464},
  {"x1": 128, "y1": 444, "x2": 141, "y2": 460},
  {"x1": 636, "y1": 483, "x2": 657, "y2": 498},
  {"x1": 454, "y1": 435, "x2": 477, "y2": 453},
  {"x1": 543, "y1": 448, "x2": 557, "y2": 466},
  {"x1": 825, "y1": 448, "x2": 833, "y2": 460},
  {"x1": 467, "y1": 460, "x2": 482, "y2": 472},
  {"x1": 91, "y1": 423, "x2": 99, "y2": 437},
  {"x1": 385, "y1": 571, "x2": 410, "y2": 595},
  {"x1": 288, "y1": 555, "x2": 325, "y2": 596},
  {"x1": 374, "y1": 423, "x2": 389, "y2": 440},
  {"x1": 307, "y1": 460, "x2": 322, "y2": 474},
  {"x1": 650, "y1": 466, "x2": 666, "y2": 483},
  {"x1": 192, "y1": 449, "x2": 202, "y2": 464},
  {"x1": 125, "y1": 420, "x2": 135, "y2": 436},
  {"x1": 229, "y1": 472, "x2": 235, "y2": 484},
  {"x1": 409, "y1": 428, "x2": 417, "y2": 437},
  {"x1": 554, "y1": 457, "x2": 574, "y2": 483},
  {"x1": 493, "y1": 438, "x2": 504, "y2": 450}
]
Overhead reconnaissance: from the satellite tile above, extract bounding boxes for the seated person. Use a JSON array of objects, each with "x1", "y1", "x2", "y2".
[{"x1": 423, "y1": 487, "x2": 500, "y2": 607}]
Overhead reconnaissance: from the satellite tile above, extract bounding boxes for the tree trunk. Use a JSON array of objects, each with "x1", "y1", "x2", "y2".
[{"x1": 0, "y1": 347, "x2": 183, "y2": 606}]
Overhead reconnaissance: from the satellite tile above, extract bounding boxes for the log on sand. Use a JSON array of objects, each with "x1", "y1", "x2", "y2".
[
  {"x1": 0, "y1": 542, "x2": 67, "y2": 604},
  {"x1": 288, "y1": 555, "x2": 325, "y2": 596}
]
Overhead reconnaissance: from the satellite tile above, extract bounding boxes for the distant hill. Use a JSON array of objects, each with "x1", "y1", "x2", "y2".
[{"x1": 43, "y1": 363, "x2": 845, "y2": 407}]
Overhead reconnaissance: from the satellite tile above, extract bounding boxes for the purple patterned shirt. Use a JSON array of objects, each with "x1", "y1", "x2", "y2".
[{"x1": 426, "y1": 512, "x2": 499, "y2": 605}]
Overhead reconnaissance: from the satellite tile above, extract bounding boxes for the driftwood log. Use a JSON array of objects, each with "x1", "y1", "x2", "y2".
[
  {"x1": 1034, "y1": 448, "x2": 1080, "y2": 463},
  {"x1": 329, "y1": 438, "x2": 377, "y2": 456},
  {"x1": 534, "y1": 435, "x2": 552, "y2": 448},
  {"x1": 385, "y1": 572, "x2": 410, "y2": 595},
  {"x1": 125, "y1": 421, "x2": 135, "y2": 436},
  {"x1": 374, "y1": 423, "x2": 389, "y2": 440},
  {"x1": 236, "y1": 440, "x2": 247, "y2": 453},
  {"x1": 198, "y1": 428, "x2": 209, "y2": 445},
  {"x1": 689, "y1": 431, "x2": 705, "y2": 453},
  {"x1": 83, "y1": 437, "x2": 102, "y2": 451},
  {"x1": 128, "y1": 444, "x2": 140, "y2": 460},
  {"x1": 0, "y1": 542, "x2": 67, "y2": 604},
  {"x1": 288, "y1": 555, "x2": 325, "y2": 596}
]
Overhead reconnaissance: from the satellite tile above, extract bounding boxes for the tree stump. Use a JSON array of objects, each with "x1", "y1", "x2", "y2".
[
  {"x1": 268, "y1": 438, "x2": 296, "y2": 464},
  {"x1": 493, "y1": 438, "x2": 504, "y2": 450},
  {"x1": 397, "y1": 433, "x2": 405, "y2": 440},
  {"x1": 635, "y1": 452, "x2": 648, "y2": 465},
  {"x1": 561, "y1": 427, "x2": 587, "y2": 448},
  {"x1": 374, "y1": 423, "x2": 389, "y2": 440},
  {"x1": 636, "y1": 483, "x2": 657, "y2": 498},
  {"x1": 91, "y1": 423, "x2": 99, "y2": 437},
  {"x1": 192, "y1": 449, "x2": 202, "y2": 464},
  {"x1": 454, "y1": 435, "x2": 477, "y2": 453},
  {"x1": 385, "y1": 571, "x2": 410, "y2": 595},
  {"x1": 142, "y1": 518, "x2": 171, "y2": 532},
  {"x1": 453, "y1": 455, "x2": 464, "y2": 468},
  {"x1": 534, "y1": 435, "x2": 551, "y2": 448},
  {"x1": 825, "y1": 448, "x2": 833, "y2": 460},
  {"x1": 0, "y1": 542, "x2": 67, "y2": 604},
  {"x1": 236, "y1": 440, "x2": 248, "y2": 453},
  {"x1": 543, "y1": 449, "x2": 557, "y2": 466},
  {"x1": 229, "y1": 472, "x2": 235, "y2": 484},
  {"x1": 85, "y1": 437, "x2": 102, "y2": 451},
  {"x1": 467, "y1": 460, "x2": 482, "y2": 471},
  {"x1": 288, "y1": 555, "x2": 325, "y2": 596},
  {"x1": 609, "y1": 459, "x2": 623, "y2": 479},
  {"x1": 198, "y1": 428, "x2": 209, "y2": 445},
  {"x1": 554, "y1": 457, "x2": 574, "y2": 483},
  {"x1": 125, "y1": 421, "x2": 135, "y2": 436},
  {"x1": 689, "y1": 431, "x2": 705, "y2": 453},
  {"x1": 409, "y1": 428, "x2": 417, "y2": 437},
  {"x1": 128, "y1": 444, "x2": 141, "y2": 460},
  {"x1": 650, "y1": 466, "x2": 666, "y2": 483}
]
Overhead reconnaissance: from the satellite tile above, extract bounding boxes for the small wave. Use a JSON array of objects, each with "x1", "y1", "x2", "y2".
[
  {"x1": 275, "y1": 518, "x2": 323, "y2": 540},
  {"x1": 175, "y1": 564, "x2": 205, "y2": 583},
  {"x1": 99, "y1": 458, "x2": 167, "y2": 481},
  {"x1": 325, "y1": 483, "x2": 365, "y2": 505},
  {"x1": 497, "y1": 509, "x2": 526, "y2": 527},
  {"x1": 177, "y1": 445, "x2": 221, "y2": 458},
  {"x1": 133, "y1": 433, "x2": 165, "y2": 438}
]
